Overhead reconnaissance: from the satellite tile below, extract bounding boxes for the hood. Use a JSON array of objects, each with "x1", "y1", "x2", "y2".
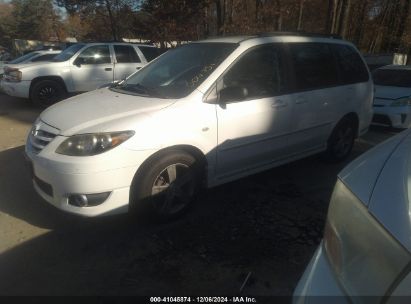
[
  {"x1": 40, "y1": 88, "x2": 177, "y2": 136},
  {"x1": 339, "y1": 130, "x2": 409, "y2": 206},
  {"x1": 368, "y1": 129, "x2": 411, "y2": 252},
  {"x1": 374, "y1": 85, "x2": 411, "y2": 100},
  {"x1": 5, "y1": 61, "x2": 56, "y2": 70}
]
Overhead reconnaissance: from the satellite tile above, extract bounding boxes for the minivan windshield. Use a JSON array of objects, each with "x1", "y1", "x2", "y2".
[
  {"x1": 373, "y1": 69, "x2": 411, "y2": 87},
  {"x1": 112, "y1": 42, "x2": 238, "y2": 99},
  {"x1": 52, "y1": 43, "x2": 85, "y2": 62}
]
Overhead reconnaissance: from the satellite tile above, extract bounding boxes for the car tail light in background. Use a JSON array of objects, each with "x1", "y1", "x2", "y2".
[{"x1": 324, "y1": 179, "x2": 411, "y2": 301}]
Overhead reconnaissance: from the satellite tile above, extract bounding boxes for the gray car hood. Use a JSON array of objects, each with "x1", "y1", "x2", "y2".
[
  {"x1": 339, "y1": 129, "x2": 411, "y2": 252},
  {"x1": 374, "y1": 85, "x2": 411, "y2": 100},
  {"x1": 40, "y1": 88, "x2": 176, "y2": 136}
]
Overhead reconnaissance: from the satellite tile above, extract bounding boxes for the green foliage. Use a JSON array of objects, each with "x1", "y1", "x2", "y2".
[{"x1": 0, "y1": 0, "x2": 62, "y2": 48}]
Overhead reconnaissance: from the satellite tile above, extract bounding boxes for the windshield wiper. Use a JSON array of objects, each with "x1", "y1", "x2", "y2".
[{"x1": 123, "y1": 83, "x2": 166, "y2": 98}]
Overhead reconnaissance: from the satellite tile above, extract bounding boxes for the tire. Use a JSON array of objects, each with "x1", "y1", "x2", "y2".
[
  {"x1": 324, "y1": 117, "x2": 356, "y2": 162},
  {"x1": 30, "y1": 80, "x2": 66, "y2": 108},
  {"x1": 130, "y1": 150, "x2": 203, "y2": 221}
]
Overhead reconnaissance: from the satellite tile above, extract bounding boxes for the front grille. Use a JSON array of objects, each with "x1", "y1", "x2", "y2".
[{"x1": 28, "y1": 122, "x2": 58, "y2": 154}]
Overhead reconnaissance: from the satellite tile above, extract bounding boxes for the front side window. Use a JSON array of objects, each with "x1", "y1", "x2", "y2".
[
  {"x1": 112, "y1": 42, "x2": 238, "y2": 99},
  {"x1": 332, "y1": 44, "x2": 369, "y2": 84},
  {"x1": 290, "y1": 43, "x2": 339, "y2": 91},
  {"x1": 222, "y1": 44, "x2": 286, "y2": 100},
  {"x1": 114, "y1": 45, "x2": 140, "y2": 63},
  {"x1": 75, "y1": 45, "x2": 111, "y2": 65},
  {"x1": 372, "y1": 69, "x2": 411, "y2": 87}
]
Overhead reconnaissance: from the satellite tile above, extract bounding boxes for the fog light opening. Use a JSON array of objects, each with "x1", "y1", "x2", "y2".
[
  {"x1": 68, "y1": 194, "x2": 88, "y2": 207},
  {"x1": 68, "y1": 192, "x2": 111, "y2": 207}
]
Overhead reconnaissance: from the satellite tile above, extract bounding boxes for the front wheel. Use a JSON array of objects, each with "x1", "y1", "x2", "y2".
[
  {"x1": 30, "y1": 80, "x2": 66, "y2": 108},
  {"x1": 130, "y1": 151, "x2": 202, "y2": 221},
  {"x1": 324, "y1": 118, "x2": 356, "y2": 162}
]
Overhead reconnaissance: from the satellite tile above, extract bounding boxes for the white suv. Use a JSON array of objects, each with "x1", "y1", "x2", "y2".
[
  {"x1": 1, "y1": 42, "x2": 160, "y2": 107},
  {"x1": 25, "y1": 34, "x2": 373, "y2": 219}
]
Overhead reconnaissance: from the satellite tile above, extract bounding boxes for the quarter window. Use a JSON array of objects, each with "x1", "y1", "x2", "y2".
[
  {"x1": 331, "y1": 44, "x2": 369, "y2": 84},
  {"x1": 114, "y1": 45, "x2": 141, "y2": 63},
  {"x1": 222, "y1": 44, "x2": 286, "y2": 100},
  {"x1": 75, "y1": 45, "x2": 111, "y2": 65},
  {"x1": 289, "y1": 43, "x2": 339, "y2": 91}
]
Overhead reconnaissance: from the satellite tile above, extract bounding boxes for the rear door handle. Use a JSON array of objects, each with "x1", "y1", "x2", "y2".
[
  {"x1": 136, "y1": 67, "x2": 141, "y2": 70},
  {"x1": 271, "y1": 99, "x2": 288, "y2": 108},
  {"x1": 105, "y1": 68, "x2": 112, "y2": 71}
]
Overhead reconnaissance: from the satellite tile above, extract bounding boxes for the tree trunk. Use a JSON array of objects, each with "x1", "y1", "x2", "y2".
[
  {"x1": 104, "y1": 0, "x2": 118, "y2": 41},
  {"x1": 215, "y1": 0, "x2": 223, "y2": 34},
  {"x1": 325, "y1": 0, "x2": 334, "y2": 33},
  {"x1": 339, "y1": 0, "x2": 351, "y2": 38},
  {"x1": 352, "y1": 0, "x2": 368, "y2": 46},
  {"x1": 297, "y1": 0, "x2": 305, "y2": 30},
  {"x1": 275, "y1": 0, "x2": 282, "y2": 31},
  {"x1": 397, "y1": 0, "x2": 410, "y2": 51}
]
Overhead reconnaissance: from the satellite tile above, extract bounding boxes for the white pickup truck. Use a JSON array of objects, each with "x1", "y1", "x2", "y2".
[{"x1": 1, "y1": 42, "x2": 161, "y2": 107}]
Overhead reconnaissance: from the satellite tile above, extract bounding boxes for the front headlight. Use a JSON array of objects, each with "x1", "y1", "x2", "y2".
[
  {"x1": 324, "y1": 179, "x2": 410, "y2": 300},
  {"x1": 390, "y1": 97, "x2": 411, "y2": 107},
  {"x1": 56, "y1": 131, "x2": 135, "y2": 156},
  {"x1": 5, "y1": 68, "x2": 22, "y2": 82}
]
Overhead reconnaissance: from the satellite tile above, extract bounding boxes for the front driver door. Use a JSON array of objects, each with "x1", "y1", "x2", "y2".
[
  {"x1": 215, "y1": 44, "x2": 293, "y2": 179},
  {"x1": 70, "y1": 44, "x2": 114, "y2": 92}
]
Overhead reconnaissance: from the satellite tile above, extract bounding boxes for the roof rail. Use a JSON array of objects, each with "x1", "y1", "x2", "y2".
[{"x1": 256, "y1": 31, "x2": 342, "y2": 39}]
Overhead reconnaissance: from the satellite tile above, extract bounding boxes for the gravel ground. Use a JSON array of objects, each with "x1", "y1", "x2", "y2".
[{"x1": 0, "y1": 92, "x2": 397, "y2": 297}]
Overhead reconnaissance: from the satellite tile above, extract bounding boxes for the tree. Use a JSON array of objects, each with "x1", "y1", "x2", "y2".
[{"x1": 56, "y1": 0, "x2": 141, "y2": 41}]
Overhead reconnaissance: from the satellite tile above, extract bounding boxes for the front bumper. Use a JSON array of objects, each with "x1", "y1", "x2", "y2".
[
  {"x1": 1, "y1": 80, "x2": 31, "y2": 98},
  {"x1": 293, "y1": 244, "x2": 348, "y2": 304},
  {"x1": 25, "y1": 137, "x2": 155, "y2": 217},
  {"x1": 372, "y1": 105, "x2": 411, "y2": 128}
]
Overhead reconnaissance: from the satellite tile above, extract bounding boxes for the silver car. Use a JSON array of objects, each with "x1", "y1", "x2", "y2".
[{"x1": 294, "y1": 129, "x2": 411, "y2": 302}]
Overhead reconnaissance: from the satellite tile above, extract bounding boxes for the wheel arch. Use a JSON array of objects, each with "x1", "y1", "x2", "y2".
[
  {"x1": 29, "y1": 76, "x2": 68, "y2": 97},
  {"x1": 129, "y1": 144, "x2": 208, "y2": 203},
  {"x1": 336, "y1": 112, "x2": 360, "y2": 138}
]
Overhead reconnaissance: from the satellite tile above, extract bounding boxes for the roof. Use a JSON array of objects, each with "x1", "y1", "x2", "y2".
[{"x1": 197, "y1": 32, "x2": 343, "y2": 44}]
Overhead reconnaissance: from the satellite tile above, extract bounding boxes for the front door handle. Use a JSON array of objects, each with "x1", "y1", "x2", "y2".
[
  {"x1": 136, "y1": 67, "x2": 141, "y2": 70},
  {"x1": 105, "y1": 68, "x2": 112, "y2": 71},
  {"x1": 271, "y1": 100, "x2": 288, "y2": 108}
]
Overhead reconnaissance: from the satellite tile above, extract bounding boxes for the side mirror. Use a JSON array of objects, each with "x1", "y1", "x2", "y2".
[
  {"x1": 219, "y1": 86, "x2": 248, "y2": 103},
  {"x1": 73, "y1": 58, "x2": 83, "y2": 67}
]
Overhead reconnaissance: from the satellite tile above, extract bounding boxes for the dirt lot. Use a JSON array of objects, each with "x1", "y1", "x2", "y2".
[{"x1": 0, "y1": 92, "x2": 397, "y2": 297}]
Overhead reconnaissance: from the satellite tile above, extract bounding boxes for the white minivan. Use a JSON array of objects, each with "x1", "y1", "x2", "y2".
[{"x1": 25, "y1": 33, "x2": 374, "y2": 218}]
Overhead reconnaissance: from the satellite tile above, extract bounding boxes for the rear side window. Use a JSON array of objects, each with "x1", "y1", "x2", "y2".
[
  {"x1": 223, "y1": 44, "x2": 286, "y2": 99},
  {"x1": 289, "y1": 43, "x2": 339, "y2": 91},
  {"x1": 139, "y1": 46, "x2": 160, "y2": 62},
  {"x1": 31, "y1": 54, "x2": 57, "y2": 62},
  {"x1": 332, "y1": 44, "x2": 369, "y2": 84},
  {"x1": 114, "y1": 45, "x2": 140, "y2": 63}
]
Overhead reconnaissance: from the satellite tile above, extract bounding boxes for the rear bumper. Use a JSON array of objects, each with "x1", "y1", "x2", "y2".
[
  {"x1": 1, "y1": 80, "x2": 31, "y2": 98},
  {"x1": 293, "y1": 243, "x2": 348, "y2": 304}
]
